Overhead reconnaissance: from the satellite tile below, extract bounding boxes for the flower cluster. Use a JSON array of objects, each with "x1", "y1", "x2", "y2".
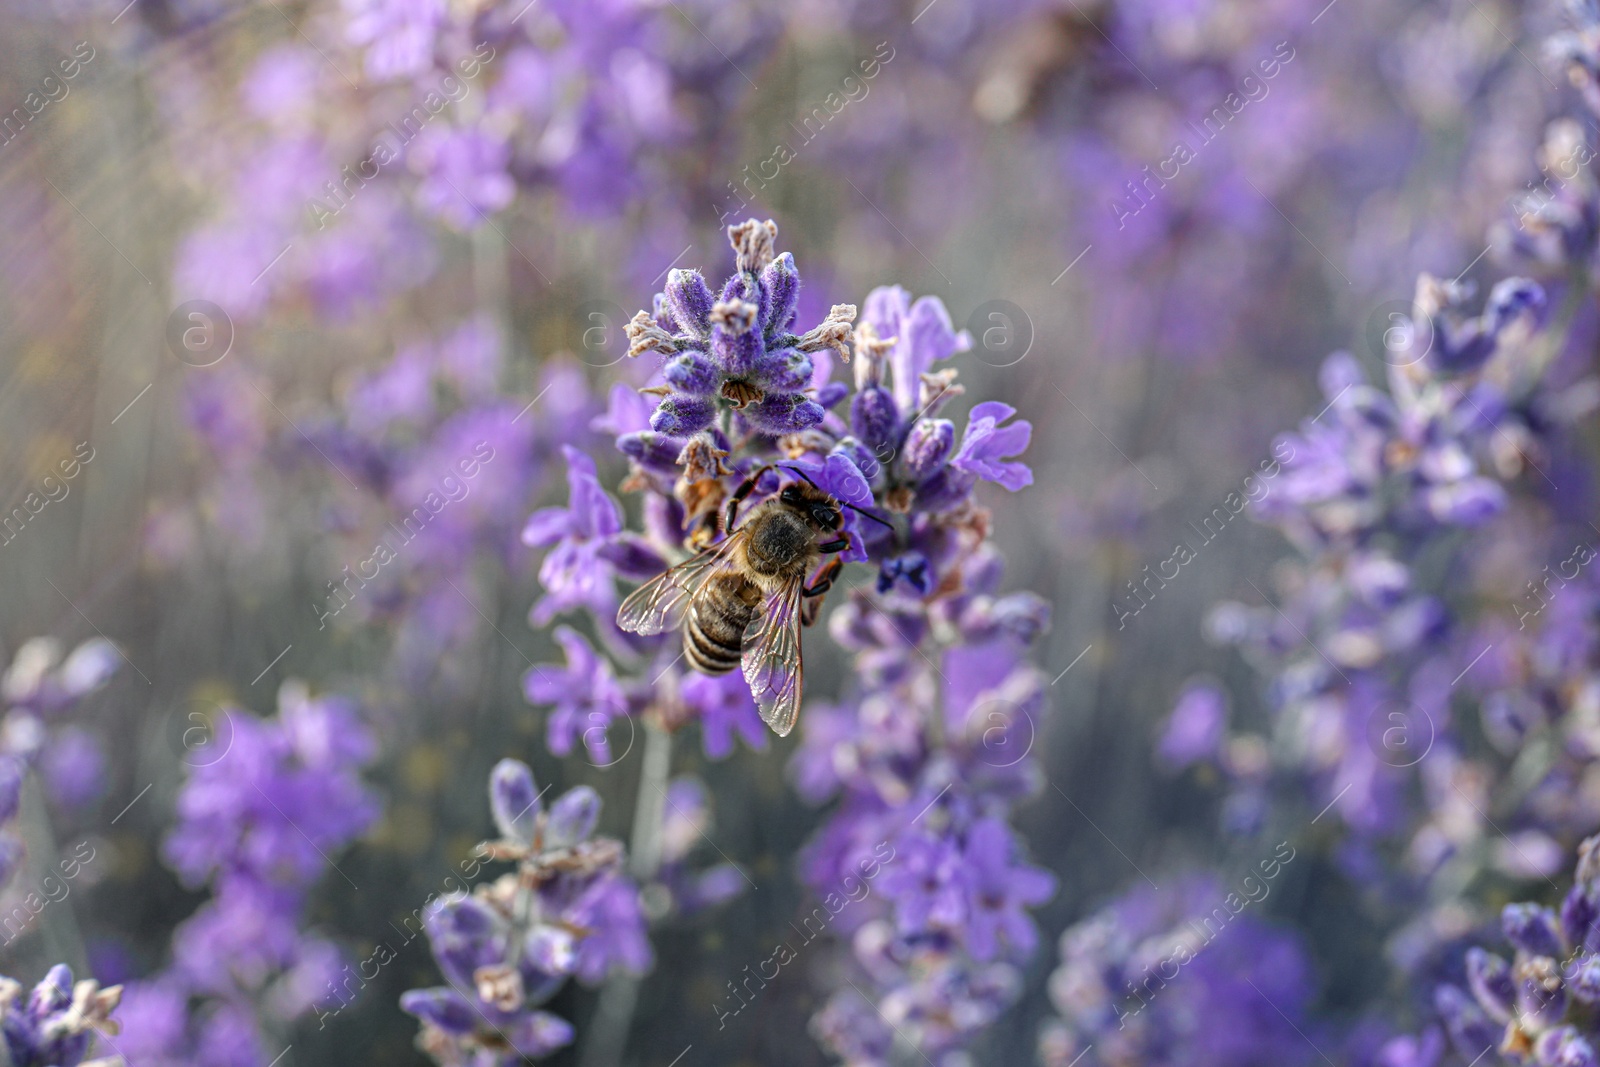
[
  {"x1": 0, "y1": 638, "x2": 118, "y2": 893},
  {"x1": 116, "y1": 683, "x2": 378, "y2": 1064},
  {"x1": 400, "y1": 758, "x2": 650, "y2": 1064},
  {"x1": 519, "y1": 218, "x2": 1053, "y2": 1062},
  {"x1": 1038, "y1": 876, "x2": 1317, "y2": 1067},
  {"x1": 1418, "y1": 835, "x2": 1600, "y2": 1067},
  {"x1": 0, "y1": 965, "x2": 122, "y2": 1067},
  {"x1": 623, "y1": 217, "x2": 855, "y2": 438},
  {"x1": 164, "y1": 313, "x2": 595, "y2": 693},
  {"x1": 794, "y1": 536, "x2": 1054, "y2": 1063},
  {"x1": 1150, "y1": 1, "x2": 1600, "y2": 1053},
  {"x1": 1189, "y1": 269, "x2": 1556, "y2": 845}
]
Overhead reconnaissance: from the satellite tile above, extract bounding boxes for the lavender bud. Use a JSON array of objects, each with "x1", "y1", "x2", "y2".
[
  {"x1": 711, "y1": 309, "x2": 762, "y2": 377},
  {"x1": 1347, "y1": 554, "x2": 1409, "y2": 608},
  {"x1": 663, "y1": 351, "x2": 721, "y2": 396},
  {"x1": 990, "y1": 593, "x2": 1052, "y2": 645},
  {"x1": 651, "y1": 292, "x2": 678, "y2": 333},
  {"x1": 30, "y1": 965, "x2": 74, "y2": 1015},
  {"x1": 1505, "y1": 903, "x2": 1566, "y2": 958},
  {"x1": 0, "y1": 836, "x2": 22, "y2": 889},
  {"x1": 59, "y1": 639, "x2": 119, "y2": 697},
  {"x1": 1483, "y1": 276, "x2": 1546, "y2": 336},
  {"x1": 0, "y1": 755, "x2": 25, "y2": 823},
  {"x1": 664, "y1": 269, "x2": 715, "y2": 338},
  {"x1": 1434, "y1": 984, "x2": 1501, "y2": 1054},
  {"x1": 1318, "y1": 349, "x2": 1367, "y2": 397},
  {"x1": 400, "y1": 988, "x2": 478, "y2": 1035},
  {"x1": 816, "y1": 381, "x2": 850, "y2": 409},
  {"x1": 963, "y1": 545, "x2": 1005, "y2": 595},
  {"x1": 877, "y1": 553, "x2": 932, "y2": 597},
  {"x1": 524, "y1": 924, "x2": 578, "y2": 976},
  {"x1": 755, "y1": 347, "x2": 814, "y2": 394},
  {"x1": 1577, "y1": 834, "x2": 1600, "y2": 891},
  {"x1": 1563, "y1": 886, "x2": 1600, "y2": 954},
  {"x1": 1466, "y1": 948, "x2": 1516, "y2": 1021},
  {"x1": 546, "y1": 786, "x2": 601, "y2": 848},
  {"x1": 598, "y1": 535, "x2": 670, "y2": 580},
  {"x1": 1535, "y1": 1026, "x2": 1598, "y2": 1067},
  {"x1": 1424, "y1": 478, "x2": 1506, "y2": 525},
  {"x1": 489, "y1": 759, "x2": 540, "y2": 845},
  {"x1": 902, "y1": 419, "x2": 956, "y2": 482},
  {"x1": 1568, "y1": 954, "x2": 1600, "y2": 1005},
  {"x1": 1482, "y1": 693, "x2": 1538, "y2": 754},
  {"x1": 760, "y1": 252, "x2": 800, "y2": 338},
  {"x1": 832, "y1": 437, "x2": 881, "y2": 482},
  {"x1": 617, "y1": 432, "x2": 684, "y2": 476},
  {"x1": 850, "y1": 386, "x2": 899, "y2": 454},
  {"x1": 1516, "y1": 954, "x2": 1568, "y2": 1027},
  {"x1": 746, "y1": 394, "x2": 825, "y2": 435},
  {"x1": 649, "y1": 395, "x2": 717, "y2": 437},
  {"x1": 507, "y1": 1012, "x2": 576, "y2": 1058},
  {"x1": 424, "y1": 895, "x2": 510, "y2": 990}
]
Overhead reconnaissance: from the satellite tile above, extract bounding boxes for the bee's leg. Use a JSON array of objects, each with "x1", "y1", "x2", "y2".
[
  {"x1": 724, "y1": 463, "x2": 781, "y2": 533},
  {"x1": 801, "y1": 554, "x2": 845, "y2": 626},
  {"x1": 805, "y1": 554, "x2": 845, "y2": 595},
  {"x1": 815, "y1": 529, "x2": 852, "y2": 555}
]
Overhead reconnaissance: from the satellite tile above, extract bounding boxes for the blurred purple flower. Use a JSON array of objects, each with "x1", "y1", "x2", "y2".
[
  {"x1": 523, "y1": 446, "x2": 624, "y2": 624},
  {"x1": 523, "y1": 627, "x2": 628, "y2": 762}
]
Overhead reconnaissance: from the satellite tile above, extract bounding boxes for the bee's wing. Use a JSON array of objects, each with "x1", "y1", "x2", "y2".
[
  {"x1": 741, "y1": 577, "x2": 805, "y2": 737},
  {"x1": 616, "y1": 532, "x2": 747, "y2": 635}
]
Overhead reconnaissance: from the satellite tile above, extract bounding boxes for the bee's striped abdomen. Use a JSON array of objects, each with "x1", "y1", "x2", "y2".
[{"x1": 684, "y1": 578, "x2": 757, "y2": 675}]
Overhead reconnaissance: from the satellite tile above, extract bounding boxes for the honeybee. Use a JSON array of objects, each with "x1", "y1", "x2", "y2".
[{"x1": 617, "y1": 464, "x2": 886, "y2": 736}]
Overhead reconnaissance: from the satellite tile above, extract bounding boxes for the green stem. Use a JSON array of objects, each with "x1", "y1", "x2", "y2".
[{"x1": 577, "y1": 722, "x2": 672, "y2": 1067}]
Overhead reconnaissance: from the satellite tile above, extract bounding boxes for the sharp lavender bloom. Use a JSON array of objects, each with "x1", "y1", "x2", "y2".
[
  {"x1": 401, "y1": 759, "x2": 650, "y2": 1064},
  {"x1": 520, "y1": 219, "x2": 1055, "y2": 1061},
  {"x1": 622, "y1": 220, "x2": 855, "y2": 437}
]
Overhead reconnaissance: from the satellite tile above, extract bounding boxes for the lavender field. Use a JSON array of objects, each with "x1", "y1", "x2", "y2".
[{"x1": 0, "y1": 0, "x2": 1595, "y2": 1064}]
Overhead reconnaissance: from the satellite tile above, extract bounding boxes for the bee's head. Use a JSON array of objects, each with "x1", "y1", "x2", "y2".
[{"x1": 780, "y1": 481, "x2": 841, "y2": 530}]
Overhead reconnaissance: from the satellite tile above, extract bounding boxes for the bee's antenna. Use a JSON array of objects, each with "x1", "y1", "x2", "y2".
[
  {"x1": 845, "y1": 503, "x2": 896, "y2": 532},
  {"x1": 777, "y1": 464, "x2": 821, "y2": 490},
  {"x1": 778, "y1": 465, "x2": 895, "y2": 532}
]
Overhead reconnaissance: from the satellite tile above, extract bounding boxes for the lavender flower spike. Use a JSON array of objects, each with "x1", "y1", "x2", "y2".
[
  {"x1": 403, "y1": 762, "x2": 651, "y2": 1066},
  {"x1": 623, "y1": 219, "x2": 845, "y2": 437}
]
